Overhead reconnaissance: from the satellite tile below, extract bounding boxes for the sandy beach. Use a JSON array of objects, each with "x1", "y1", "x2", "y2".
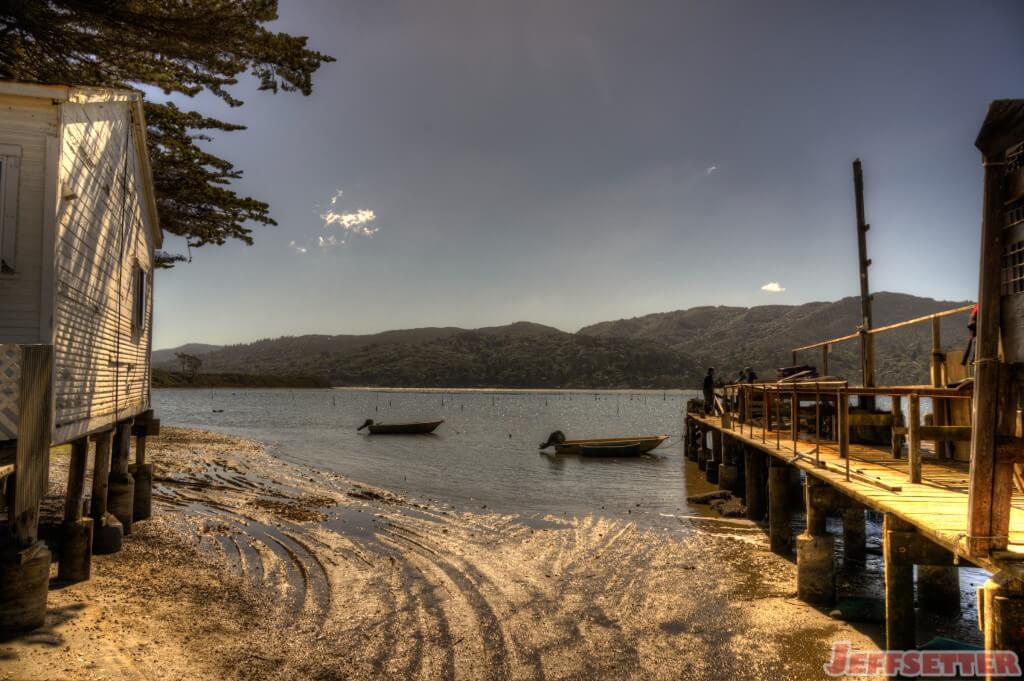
[{"x1": 3, "y1": 427, "x2": 884, "y2": 680}]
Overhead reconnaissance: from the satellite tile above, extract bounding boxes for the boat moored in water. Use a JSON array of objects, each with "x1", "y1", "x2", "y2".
[
  {"x1": 539, "y1": 431, "x2": 669, "y2": 456},
  {"x1": 357, "y1": 418, "x2": 444, "y2": 434}
]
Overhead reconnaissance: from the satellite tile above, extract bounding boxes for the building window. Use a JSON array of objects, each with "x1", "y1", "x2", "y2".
[
  {"x1": 133, "y1": 265, "x2": 148, "y2": 332},
  {"x1": 0, "y1": 144, "x2": 21, "y2": 274}
]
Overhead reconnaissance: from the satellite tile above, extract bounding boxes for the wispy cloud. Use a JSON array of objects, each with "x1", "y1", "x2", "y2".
[
  {"x1": 705, "y1": 165, "x2": 718, "y2": 176},
  {"x1": 322, "y1": 208, "x2": 379, "y2": 236},
  {"x1": 761, "y1": 281, "x2": 786, "y2": 293},
  {"x1": 289, "y1": 188, "x2": 379, "y2": 255}
]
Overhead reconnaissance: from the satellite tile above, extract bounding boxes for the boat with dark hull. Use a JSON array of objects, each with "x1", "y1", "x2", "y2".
[
  {"x1": 539, "y1": 432, "x2": 668, "y2": 455},
  {"x1": 357, "y1": 419, "x2": 444, "y2": 435}
]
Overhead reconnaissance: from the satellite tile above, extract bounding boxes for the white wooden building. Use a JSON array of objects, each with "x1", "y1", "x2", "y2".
[{"x1": 0, "y1": 81, "x2": 161, "y2": 446}]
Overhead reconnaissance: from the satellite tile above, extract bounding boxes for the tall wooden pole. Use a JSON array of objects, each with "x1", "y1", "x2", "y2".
[
  {"x1": 854, "y1": 159, "x2": 875, "y2": 409},
  {"x1": 966, "y1": 154, "x2": 1006, "y2": 556}
]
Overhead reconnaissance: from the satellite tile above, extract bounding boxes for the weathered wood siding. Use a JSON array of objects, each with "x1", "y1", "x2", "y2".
[
  {"x1": 53, "y1": 100, "x2": 154, "y2": 443},
  {"x1": 0, "y1": 94, "x2": 57, "y2": 345}
]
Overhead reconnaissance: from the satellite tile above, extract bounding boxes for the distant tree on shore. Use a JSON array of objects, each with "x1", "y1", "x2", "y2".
[
  {"x1": 175, "y1": 352, "x2": 203, "y2": 380},
  {"x1": 0, "y1": 1, "x2": 334, "y2": 264}
]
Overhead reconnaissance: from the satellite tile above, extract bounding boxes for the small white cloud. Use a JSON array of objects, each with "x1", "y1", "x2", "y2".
[
  {"x1": 317, "y1": 234, "x2": 345, "y2": 249},
  {"x1": 288, "y1": 240, "x2": 307, "y2": 255},
  {"x1": 705, "y1": 165, "x2": 717, "y2": 176},
  {"x1": 760, "y1": 281, "x2": 786, "y2": 293},
  {"x1": 322, "y1": 207, "x2": 379, "y2": 236}
]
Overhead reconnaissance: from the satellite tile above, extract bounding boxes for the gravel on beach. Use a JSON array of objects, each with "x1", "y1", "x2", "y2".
[{"x1": 3, "y1": 427, "x2": 884, "y2": 680}]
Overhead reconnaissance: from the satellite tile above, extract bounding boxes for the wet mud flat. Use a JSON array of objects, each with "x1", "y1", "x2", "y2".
[{"x1": 5, "y1": 427, "x2": 888, "y2": 680}]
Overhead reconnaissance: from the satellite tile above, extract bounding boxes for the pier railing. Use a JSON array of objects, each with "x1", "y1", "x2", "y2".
[
  {"x1": 789, "y1": 303, "x2": 974, "y2": 380},
  {"x1": 715, "y1": 381, "x2": 974, "y2": 493}
]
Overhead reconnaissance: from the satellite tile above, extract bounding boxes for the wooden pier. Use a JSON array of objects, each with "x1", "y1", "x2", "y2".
[{"x1": 683, "y1": 98, "x2": 1024, "y2": 659}]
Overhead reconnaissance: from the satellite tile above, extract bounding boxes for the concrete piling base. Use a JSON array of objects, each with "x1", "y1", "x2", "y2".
[
  {"x1": 129, "y1": 462, "x2": 153, "y2": 522},
  {"x1": 979, "y1": 575, "x2": 1024, "y2": 665},
  {"x1": 718, "y1": 463, "x2": 739, "y2": 493},
  {"x1": 57, "y1": 517, "x2": 93, "y2": 582},
  {"x1": 918, "y1": 565, "x2": 960, "y2": 615},
  {"x1": 107, "y1": 473, "x2": 135, "y2": 535},
  {"x1": 796, "y1": 533, "x2": 835, "y2": 606},
  {"x1": 92, "y1": 513, "x2": 124, "y2": 555},
  {"x1": 0, "y1": 542, "x2": 52, "y2": 636}
]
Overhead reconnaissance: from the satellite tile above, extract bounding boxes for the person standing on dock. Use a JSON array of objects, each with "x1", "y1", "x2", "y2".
[{"x1": 703, "y1": 367, "x2": 715, "y2": 415}]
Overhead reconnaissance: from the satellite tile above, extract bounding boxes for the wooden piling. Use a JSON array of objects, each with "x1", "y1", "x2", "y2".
[
  {"x1": 12, "y1": 345, "x2": 53, "y2": 548},
  {"x1": 63, "y1": 437, "x2": 89, "y2": 523},
  {"x1": 706, "y1": 429, "x2": 721, "y2": 484},
  {"x1": 967, "y1": 152, "x2": 1006, "y2": 557},
  {"x1": 917, "y1": 563, "x2": 960, "y2": 615},
  {"x1": 890, "y1": 395, "x2": 903, "y2": 459},
  {"x1": 841, "y1": 506, "x2": 866, "y2": 563},
  {"x1": 883, "y1": 513, "x2": 916, "y2": 650},
  {"x1": 768, "y1": 458, "x2": 792, "y2": 554},
  {"x1": 107, "y1": 420, "x2": 135, "y2": 535},
  {"x1": 908, "y1": 394, "x2": 922, "y2": 484},
  {"x1": 90, "y1": 430, "x2": 122, "y2": 554},
  {"x1": 0, "y1": 345, "x2": 54, "y2": 634},
  {"x1": 744, "y1": 446, "x2": 766, "y2": 521},
  {"x1": 58, "y1": 437, "x2": 93, "y2": 582}
]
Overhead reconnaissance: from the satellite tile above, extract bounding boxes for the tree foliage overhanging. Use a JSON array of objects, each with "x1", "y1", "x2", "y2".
[{"x1": 0, "y1": 0, "x2": 334, "y2": 262}]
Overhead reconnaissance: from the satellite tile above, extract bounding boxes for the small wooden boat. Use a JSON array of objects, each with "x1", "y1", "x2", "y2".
[
  {"x1": 542, "y1": 434, "x2": 668, "y2": 455},
  {"x1": 579, "y1": 441, "x2": 653, "y2": 457},
  {"x1": 357, "y1": 418, "x2": 444, "y2": 435}
]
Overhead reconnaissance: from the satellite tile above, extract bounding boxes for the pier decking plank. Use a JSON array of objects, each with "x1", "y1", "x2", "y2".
[{"x1": 691, "y1": 414, "x2": 1024, "y2": 577}]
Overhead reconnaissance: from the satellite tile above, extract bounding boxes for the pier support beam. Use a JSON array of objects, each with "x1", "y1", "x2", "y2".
[
  {"x1": 979, "y1": 574, "x2": 1024, "y2": 670},
  {"x1": 796, "y1": 476, "x2": 835, "y2": 606},
  {"x1": 743, "y1": 446, "x2": 766, "y2": 521},
  {"x1": 107, "y1": 420, "x2": 135, "y2": 535},
  {"x1": 768, "y1": 458, "x2": 792, "y2": 554},
  {"x1": 0, "y1": 345, "x2": 54, "y2": 634},
  {"x1": 918, "y1": 563, "x2": 961, "y2": 615},
  {"x1": 129, "y1": 413, "x2": 157, "y2": 522},
  {"x1": 718, "y1": 438, "x2": 740, "y2": 493},
  {"x1": 706, "y1": 430, "x2": 721, "y2": 484},
  {"x1": 841, "y1": 506, "x2": 866, "y2": 563},
  {"x1": 58, "y1": 436, "x2": 93, "y2": 582},
  {"x1": 697, "y1": 425, "x2": 708, "y2": 471},
  {"x1": 90, "y1": 430, "x2": 123, "y2": 555},
  {"x1": 883, "y1": 513, "x2": 916, "y2": 650}
]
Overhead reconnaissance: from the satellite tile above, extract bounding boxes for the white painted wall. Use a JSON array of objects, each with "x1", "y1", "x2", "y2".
[
  {"x1": 52, "y1": 100, "x2": 154, "y2": 443},
  {"x1": 0, "y1": 94, "x2": 58, "y2": 344}
]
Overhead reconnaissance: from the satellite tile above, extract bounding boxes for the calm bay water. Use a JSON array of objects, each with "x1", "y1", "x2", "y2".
[{"x1": 153, "y1": 388, "x2": 706, "y2": 523}]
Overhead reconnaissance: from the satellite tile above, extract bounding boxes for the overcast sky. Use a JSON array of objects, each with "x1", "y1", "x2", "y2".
[{"x1": 152, "y1": 0, "x2": 1023, "y2": 349}]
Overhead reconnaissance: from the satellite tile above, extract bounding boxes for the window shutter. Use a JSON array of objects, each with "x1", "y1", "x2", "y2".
[{"x1": 0, "y1": 148, "x2": 21, "y2": 271}]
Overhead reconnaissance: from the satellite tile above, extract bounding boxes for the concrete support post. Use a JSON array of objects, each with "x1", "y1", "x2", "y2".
[
  {"x1": 979, "y1": 574, "x2": 1024, "y2": 675},
  {"x1": 884, "y1": 513, "x2": 916, "y2": 651},
  {"x1": 768, "y1": 458, "x2": 792, "y2": 554},
  {"x1": 744, "y1": 446, "x2": 766, "y2": 521},
  {"x1": 841, "y1": 505, "x2": 867, "y2": 563},
  {"x1": 796, "y1": 476, "x2": 835, "y2": 606}
]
